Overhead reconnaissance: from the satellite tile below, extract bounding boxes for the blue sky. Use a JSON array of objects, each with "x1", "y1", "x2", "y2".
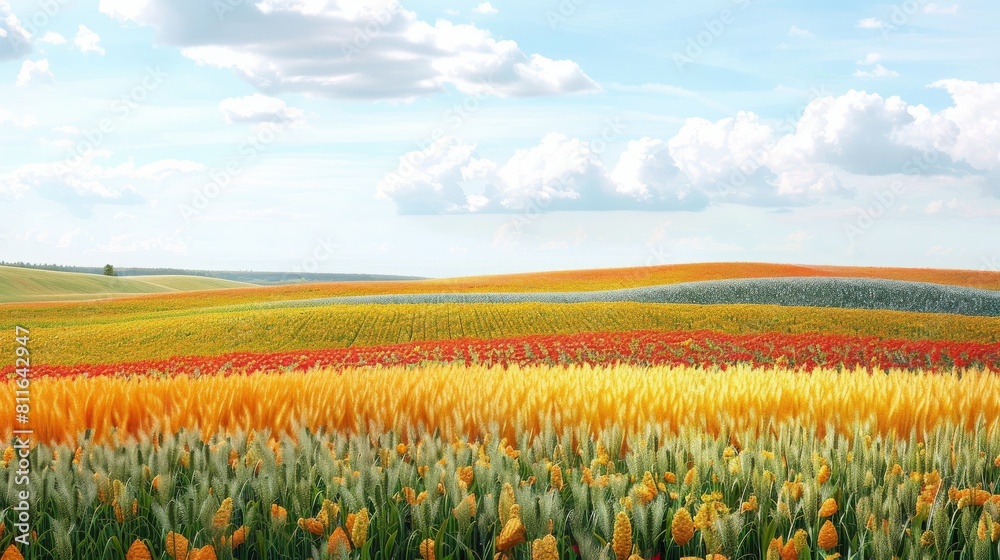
[{"x1": 0, "y1": 0, "x2": 998, "y2": 277}]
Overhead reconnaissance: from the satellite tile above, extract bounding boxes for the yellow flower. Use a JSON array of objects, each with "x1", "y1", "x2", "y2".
[
  {"x1": 457, "y1": 465, "x2": 474, "y2": 488},
  {"x1": 213, "y1": 497, "x2": 233, "y2": 528},
  {"x1": 126, "y1": 540, "x2": 152, "y2": 560},
  {"x1": 919, "y1": 530, "x2": 935, "y2": 547},
  {"x1": 683, "y1": 467, "x2": 698, "y2": 486},
  {"x1": 818, "y1": 520, "x2": 838, "y2": 551},
  {"x1": 741, "y1": 495, "x2": 758, "y2": 512},
  {"x1": 419, "y1": 538, "x2": 435, "y2": 560},
  {"x1": 271, "y1": 504, "x2": 288, "y2": 525},
  {"x1": 2, "y1": 447, "x2": 14, "y2": 468},
  {"x1": 496, "y1": 505, "x2": 526, "y2": 552},
  {"x1": 663, "y1": 471, "x2": 677, "y2": 484},
  {"x1": 532, "y1": 534, "x2": 558, "y2": 560},
  {"x1": 397, "y1": 443, "x2": 408, "y2": 456},
  {"x1": 671, "y1": 508, "x2": 694, "y2": 546},
  {"x1": 819, "y1": 497, "x2": 838, "y2": 518},
  {"x1": 328, "y1": 527, "x2": 351, "y2": 555},
  {"x1": 351, "y1": 508, "x2": 370, "y2": 547},
  {"x1": 550, "y1": 464, "x2": 564, "y2": 491},
  {"x1": 165, "y1": 532, "x2": 189, "y2": 560},
  {"x1": 817, "y1": 464, "x2": 831, "y2": 485},
  {"x1": 611, "y1": 511, "x2": 632, "y2": 560},
  {"x1": 499, "y1": 483, "x2": 516, "y2": 526}
]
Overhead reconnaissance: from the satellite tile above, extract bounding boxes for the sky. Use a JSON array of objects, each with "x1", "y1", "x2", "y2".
[{"x1": 0, "y1": 0, "x2": 998, "y2": 277}]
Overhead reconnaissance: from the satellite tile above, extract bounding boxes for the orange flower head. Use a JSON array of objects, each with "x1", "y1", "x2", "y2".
[
  {"x1": 213, "y1": 497, "x2": 233, "y2": 528},
  {"x1": 819, "y1": 497, "x2": 838, "y2": 518},
  {"x1": 328, "y1": 527, "x2": 351, "y2": 555},
  {"x1": 126, "y1": 540, "x2": 152, "y2": 560},
  {"x1": 818, "y1": 520, "x2": 838, "y2": 551},
  {"x1": 532, "y1": 534, "x2": 558, "y2": 560},
  {"x1": 419, "y1": 538, "x2": 435, "y2": 560},
  {"x1": 671, "y1": 508, "x2": 694, "y2": 546},
  {"x1": 165, "y1": 532, "x2": 189, "y2": 560},
  {"x1": 611, "y1": 511, "x2": 632, "y2": 560}
]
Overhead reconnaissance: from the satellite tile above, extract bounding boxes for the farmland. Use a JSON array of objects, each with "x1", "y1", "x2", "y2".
[{"x1": 2, "y1": 263, "x2": 1000, "y2": 559}]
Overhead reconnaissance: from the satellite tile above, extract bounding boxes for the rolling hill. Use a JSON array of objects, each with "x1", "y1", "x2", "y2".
[{"x1": 0, "y1": 266, "x2": 252, "y2": 303}]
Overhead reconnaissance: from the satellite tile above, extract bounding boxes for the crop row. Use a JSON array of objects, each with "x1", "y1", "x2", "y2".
[
  {"x1": 8, "y1": 329, "x2": 1000, "y2": 379},
  {"x1": 1, "y1": 422, "x2": 998, "y2": 559},
  {"x1": 269, "y1": 278, "x2": 1000, "y2": 318},
  {"x1": 5, "y1": 302, "x2": 1000, "y2": 367},
  {"x1": 4, "y1": 263, "x2": 999, "y2": 331},
  {"x1": 3, "y1": 364, "x2": 1000, "y2": 446}
]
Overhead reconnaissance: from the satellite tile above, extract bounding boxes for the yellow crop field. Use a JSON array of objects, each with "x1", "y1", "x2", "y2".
[{"x1": 4, "y1": 302, "x2": 1000, "y2": 366}]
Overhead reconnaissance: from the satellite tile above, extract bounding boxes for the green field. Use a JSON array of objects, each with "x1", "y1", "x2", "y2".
[{"x1": 0, "y1": 266, "x2": 252, "y2": 303}]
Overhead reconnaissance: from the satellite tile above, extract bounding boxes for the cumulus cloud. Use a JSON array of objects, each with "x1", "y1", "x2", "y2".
[
  {"x1": 0, "y1": 151, "x2": 204, "y2": 216},
  {"x1": 0, "y1": 109, "x2": 38, "y2": 127},
  {"x1": 38, "y1": 32, "x2": 67, "y2": 45},
  {"x1": 375, "y1": 81, "x2": 1000, "y2": 214},
  {"x1": 16, "y1": 58, "x2": 53, "y2": 87},
  {"x1": 474, "y1": 2, "x2": 498, "y2": 15},
  {"x1": 853, "y1": 64, "x2": 899, "y2": 78},
  {"x1": 219, "y1": 93, "x2": 304, "y2": 125},
  {"x1": 74, "y1": 25, "x2": 105, "y2": 55},
  {"x1": 99, "y1": 0, "x2": 598, "y2": 100},
  {"x1": 0, "y1": 2, "x2": 32, "y2": 60},
  {"x1": 856, "y1": 17, "x2": 887, "y2": 29}
]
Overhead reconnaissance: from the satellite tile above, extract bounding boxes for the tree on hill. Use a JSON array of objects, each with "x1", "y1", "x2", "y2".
[{"x1": 103, "y1": 264, "x2": 117, "y2": 277}]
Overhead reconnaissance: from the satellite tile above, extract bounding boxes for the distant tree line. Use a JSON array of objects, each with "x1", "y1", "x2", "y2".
[{"x1": 0, "y1": 261, "x2": 426, "y2": 285}]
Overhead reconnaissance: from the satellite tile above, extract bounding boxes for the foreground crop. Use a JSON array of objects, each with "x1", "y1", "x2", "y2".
[
  {"x1": 4, "y1": 365, "x2": 1000, "y2": 446},
  {"x1": 1, "y1": 423, "x2": 998, "y2": 559}
]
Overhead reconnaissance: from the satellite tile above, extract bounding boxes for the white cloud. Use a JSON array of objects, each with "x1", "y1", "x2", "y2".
[
  {"x1": 73, "y1": 25, "x2": 105, "y2": 55},
  {"x1": 0, "y1": 152, "x2": 204, "y2": 215},
  {"x1": 38, "y1": 32, "x2": 67, "y2": 45},
  {"x1": 376, "y1": 81, "x2": 1000, "y2": 214},
  {"x1": 856, "y1": 17, "x2": 886, "y2": 29},
  {"x1": 100, "y1": 0, "x2": 598, "y2": 100},
  {"x1": 0, "y1": 109, "x2": 38, "y2": 127},
  {"x1": 0, "y1": 4, "x2": 31, "y2": 60},
  {"x1": 857, "y1": 52, "x2": 882, "y2": 65},
  {"x1": 853, "y1": 64, "x2": 900, "y2": 78},
  {"x1": 921, "y1": 80, "x2": 1000, "y2": 171},
  {"x1": 924, "y1": 200, "x2": 943, "y2": 214},
  {"x1": 16, "y1": 59, "x2": 54, "y2": 87},
  {"x1": 924, "y1": 3, "x2": 958, "y2": 14},
  {"x1": 611, "y1": 137, "x2": 701, "y2": 207},
  {"x1": 474, "y1": 2, "x2": 498, "y2": 15},
  {"x1": 787, "y1": 25, "x2": 814, "y2": 38},
  {"x1": 219, "y1": 93, "x2": 304, "y2": 125}
]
